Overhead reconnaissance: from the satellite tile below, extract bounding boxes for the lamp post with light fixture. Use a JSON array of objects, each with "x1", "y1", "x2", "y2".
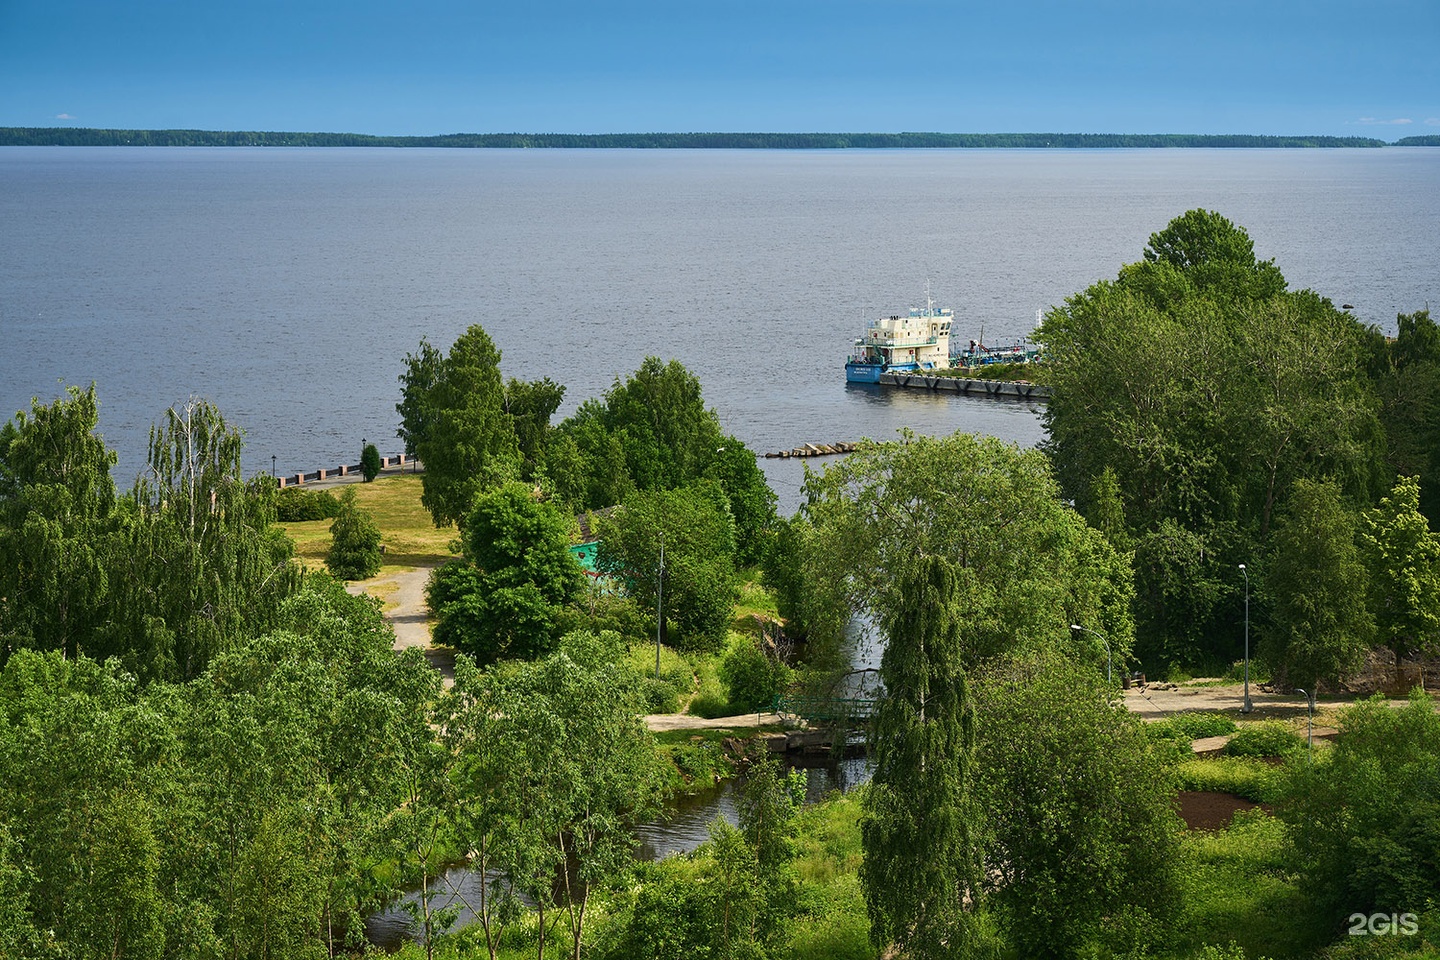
[{"x1": 1239, "y1": 564, "x2": 1252, "y2": 713}]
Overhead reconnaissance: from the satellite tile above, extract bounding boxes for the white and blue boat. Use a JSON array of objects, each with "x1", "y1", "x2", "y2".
[{"x1": 845, "y1": 295, "x2": 954, "y2": 383}]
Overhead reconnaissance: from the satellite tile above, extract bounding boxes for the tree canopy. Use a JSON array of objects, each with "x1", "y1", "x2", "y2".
[
  {"x1": 595, "y1": 481, "x2": 739, "y2": 652},
  {"x1": 799, "y1": 431, "x2": 1135, "y2": 674},
  {"x1": 1037, "y1": 208, "x2": 1387, "y2": 668},
  {"x1": 0, "y1": 391, "x2": 300, "y2": 682},
  {"x1": 427, "y1": 482, "x2": 586, "y2": 664},
  {"x1": 398, "y1": 325, "x2": 523, "y2": 528}
]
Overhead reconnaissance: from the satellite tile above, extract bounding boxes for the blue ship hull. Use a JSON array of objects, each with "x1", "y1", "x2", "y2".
[{"x1": 845, "y1": 361, "x2": 885, "y2": 383}]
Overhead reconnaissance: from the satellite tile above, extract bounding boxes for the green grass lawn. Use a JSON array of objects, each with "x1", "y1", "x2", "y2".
[{"x1": 276, "y1": 474, "x2": 457, "y2": 574}]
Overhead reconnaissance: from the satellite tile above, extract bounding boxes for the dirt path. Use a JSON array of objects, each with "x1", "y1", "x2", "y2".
[{"x1": 347, "y1": 563, "x2": 456, "y2": 685}]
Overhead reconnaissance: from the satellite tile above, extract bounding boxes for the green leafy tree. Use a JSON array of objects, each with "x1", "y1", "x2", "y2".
[
  {"x1": 736, "y1": 748, "x2": 804, "y2": 914},
  {"x1": 974, "y1": 654, "x2": 1181, "y2": 958},
  {"x1": 0, "y1": 578, "x2": 438, "y2": 959},
  {"x1": 1358, "y1": 475, "x2": 1440, "y2": 658},
  {"x1": 719, "y1": 637, "x2": 792, "y2": 713},
  {"x1": 326, "y1": 487, "x2": 383, "y2": 580},
  {"x1": 108, "y1": 398, "x2": 301, "y2": 681},
  {"x1": 1373, "y1": 309, "x2": 1440, "y2": 526},
  {"x1": 505, "y1": 375, "x2": 566, "y2": 481},
  {"x1": 600, "y1": 357, "x2": 725, "y2": 492},
  {"x1": 706, "y1": 436, "x2": 778, "y2": 567},
  {"x1": 861, "y1": 555, "x2": 978, "y2": 959},
  {"x1": 802, "y1": 432, "x2": 1135, "y2": 674},
  {"x1": 395, "y1": 336, "x2": 443, "y2": 459},
  {"x1": 427, "y1": 481, "x2": 585, "y2": 663},
  {"x1": 0, "y1": 825, "x2": 42, "y2": 956},
  {"x1": 0, "y1": 384, "x2": 117, "y2": 661},
  {"x1": 1131, "y1": 519, "x2": 1232, "y2": 667},
  {"x1": 402, "y1": 325, "x2": 523, "y2": 528},
  {"x1": 61, "y1": 790, "x2": 166, "y2": 960},
  {"x1": 596, "y1": 481, "x2": 739, "y2": 652},
  {"x1": 1038, "y1": 209, "x2": 1385, "y2": 669},
  {"x1": 1263, "y1": 478, "x2": 1374, "y2": 690}
]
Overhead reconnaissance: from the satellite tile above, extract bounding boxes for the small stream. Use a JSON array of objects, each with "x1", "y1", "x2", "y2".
[{"x1": 365, "y1": 755, "x2": 874, "y2": 950}]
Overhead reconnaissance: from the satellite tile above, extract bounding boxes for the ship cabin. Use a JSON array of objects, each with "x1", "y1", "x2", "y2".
[{"x1": 852, "y1": 306, "x2": 954, "y2": 372}]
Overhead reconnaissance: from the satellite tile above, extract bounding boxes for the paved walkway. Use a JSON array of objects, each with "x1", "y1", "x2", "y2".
[
  {"x1": 347, "y1": 562, "x2": 455, "y2": 685},
  {"x1": 645, "y1": 712, "x2": 783, "y2": 732},
  {"x1": 295, "y1": 461, "x2": 423, "y2": 491},
  {"x1": 1122, "y1": 681, "x2": 1302, "y2": 720}
]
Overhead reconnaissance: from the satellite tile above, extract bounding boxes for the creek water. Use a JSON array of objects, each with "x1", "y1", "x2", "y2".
[{"x1": 364, "y1": 755, "x2": 874, "y2": 950}]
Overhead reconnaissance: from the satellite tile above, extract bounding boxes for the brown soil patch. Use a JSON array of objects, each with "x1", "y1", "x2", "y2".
[{"x1": 1177, "y1": 790, "x2": 1272, "y2": 831}]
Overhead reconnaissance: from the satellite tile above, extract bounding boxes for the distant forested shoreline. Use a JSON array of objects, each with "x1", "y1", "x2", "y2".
[{"x1": 4, "y1": 127, "x2": 1435, "y2": 148}]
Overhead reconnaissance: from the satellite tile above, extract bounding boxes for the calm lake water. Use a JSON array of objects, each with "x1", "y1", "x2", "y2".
[{"x1": 2, "y1": 147, "x2": 1437, "y2": 512}]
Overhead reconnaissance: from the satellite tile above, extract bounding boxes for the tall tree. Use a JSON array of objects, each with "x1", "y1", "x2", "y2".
[
  {"x1": 1373, "y1": 309, "x2": 1440, "y2": 526},
  {"x1": 1264, "y1": 478, "x2": 1374, "y2": 690},
  {"x1": 801, "y1": 431, "x2": 1135, "y2": 674},
  {"x1": 0, "y1": 384, "x2": 117, "y2": 661},
  {"x1": 600, "y1": 357, "x2": 724, "y2": 492},
  {"x1": 705, "y1": 435, "x2": 778, "y2": 567},
  {"x1": 1038, "y1": 209, "x2": 1385, "y2": 669},
  {"x1": 401, "y1": 325, "x2": 522, "y2": 528},
  {"x1": 426, "y1": 481, "x2": 585, "y2": 664},
  {"x1": 1358, "y1": 475, "x2": 1440, "y2": 659},
  {"x1": 110, "y1": 398, "x2": 300, "y2": 681},
  {"x1": 595, "y1": 481, "x2": 739, "y2": 652},
  {"x1": 973, "y1": 654, "x2": 1181, "y2": 958},
  {"x1": 395, "y1": 337, "x2": 443, "y2": 459},
  {"x1": 861, "y1": 555, "x2": 978, "y2": 959},
  {"x1": 505, "y1": 375, "x2": 566, "y2": 482}
]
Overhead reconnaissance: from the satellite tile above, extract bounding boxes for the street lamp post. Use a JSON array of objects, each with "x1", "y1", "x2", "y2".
[
  {"x1": 271, "y1": 454, "x2": 276, "y2": 479},
  {"x1": 655, "y1": 532, "x2": 665, "y2": 679},
  {"x1": 1239, "y1": 564, "x2": 1253, "y2": 713},
  {"x1": 1070, "y1": 624, "x2": 1112, "y2": 684},
  {"x1": 1295, "y1": 688, "x2": 1315, "y2": 758}
]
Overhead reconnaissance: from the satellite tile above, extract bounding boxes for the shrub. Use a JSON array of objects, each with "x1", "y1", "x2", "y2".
[
  {"x1": 1146, "y1": 712, "x2": 1239, "y2": 760},
  {"x1": 1285, "y1": 692, "x2": 1440, "y2": 923},
  {"x1": 719, "y1": 634, "x2": 793, "y2": 714},
  {"x1": 275, "y1": 487, "x2": 341, "y2": 522},
  {"x1": 1162, "y1": 712, "x2": 1239, "y2": 740},
  {"x1": 1225, "y1": 721, "x2": 1305, "y2": 759},
  {"x1": 1176, "y1": 757, "x2": 1289, "y2": 803},
  {"x1": 641, "y1": 676, "x2": 681, "y2": 714},
  {"x1": 360, "y1": 443, "x2": 381, "y2": 482},
  {"x1": 326, "y1": 488, "x2": 383, "y2": 580}
]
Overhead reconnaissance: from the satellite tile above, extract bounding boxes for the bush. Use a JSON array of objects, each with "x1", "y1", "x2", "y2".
[
  {"x1": 275, "y1": 487, "x2": 341, "y2": 522},
  {"x1": 360, "y1": 443, "x2": 381, "y2": 482},
  {"x1": 1285, "y1": 692, "x2": 1440, "y2": 923},
  {"x1": 1146, "y1": 712, "x2": 1239, "y2": 760},
  {"x1": 641, "y1": 676, "x2": 681, "y2": 714},
  {"x1": 1158, "y1": 712, "x2": 1239, "y2": 741},
  {"x1": 1176, "y1": 757, "x2": 1289, "y2": 803},
  {"x1": 326, "y1": 488, "x2": 382, "y2": 580},
  {"x1": 1225, "y1": 721, "x2": 1305, "y2": 759},
  {"x1": 719, "y1": 635, "x2": 792, "y2": 713}
]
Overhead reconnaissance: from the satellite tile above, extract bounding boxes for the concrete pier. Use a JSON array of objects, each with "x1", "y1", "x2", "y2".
[{"x1": 878, "y1": 372, "x2": 1051, "y2": 400}]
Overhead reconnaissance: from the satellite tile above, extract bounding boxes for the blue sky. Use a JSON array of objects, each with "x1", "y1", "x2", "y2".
[{"x1": 1, "y1": 0, "x2": 1435, "y2": 137}]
